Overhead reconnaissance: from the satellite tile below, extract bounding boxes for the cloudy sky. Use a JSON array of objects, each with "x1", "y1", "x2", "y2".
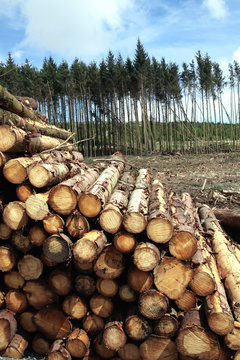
[{"x1": 0, "y1": 0, "x2": 239, "y2": 71}]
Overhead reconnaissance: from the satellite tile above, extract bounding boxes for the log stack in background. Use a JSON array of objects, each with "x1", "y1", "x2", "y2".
[{"x1": 0, "y1": 86, "x2": 239, "y2": 359}]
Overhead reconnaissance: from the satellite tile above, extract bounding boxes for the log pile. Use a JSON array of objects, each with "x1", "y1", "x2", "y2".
[{"x1": 0, "y1": 87, "x2": 239, "y2": 359}]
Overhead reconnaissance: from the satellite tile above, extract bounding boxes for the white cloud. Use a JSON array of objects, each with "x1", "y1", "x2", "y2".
[
  {"x1": 233, "y1": 48, "x2": 240, "y2": 63},
  {"x1": 203, "y1": 0, "x2": 228, "y2": 19}
]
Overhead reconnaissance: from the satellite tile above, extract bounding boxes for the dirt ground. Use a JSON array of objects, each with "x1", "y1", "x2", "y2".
[{"x1": 87, "y1": 151, "x2": 240, "y2": 210}]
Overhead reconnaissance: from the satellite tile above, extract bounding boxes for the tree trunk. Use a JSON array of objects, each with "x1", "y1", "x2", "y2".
[
  {"x1": 133, "y1": 242, "x2": 160, "y2": 271},
  {"x1": 168, "y1": 192, "x2": 198, "y2": 260},
  {"x1": 46, "y1": 340, "x2": 71, "y2": 360},
  {"x1": 123, "y1": 169, "x2": 150, "y2": 234},
  {"x1": 94, "y1": 245, "x2": 124, "y2": 279},
  {"x1": 43, "y1": 233, "x2": 72, "y2": 264},
  {"x1": 3, "y1": 334, "x2": 28, "y2": 359},
  {"x1": 103, "y1": 321, "x2": 127, "y2": 351},
  {"x1": 146, "y1": 173, "x2": 173, "y2": 243},
  {"x1": 73, "y1": 230, "x2": 107, "y2": 264},
  {"x1": 153, "y1": 256, "x2": 194, "y2": 300},
  {"x1": 140, "y1": 335, "x2": 178, "y2": 360},
  {"x1": 138, "y1": 289, "x2": 169, "y2": 320},
  {"x1": 66, "y1": 328, "x2": 89, "y2": 358},
  {"x1": 99, "y1": 171, "x2": 135, "y2": 234},
  {"x1": 3, "y1": 201, "x2": 28, "y2": 230},
  {"x1": 113, "y1": 231, "x2": 136, "y2": 253}
]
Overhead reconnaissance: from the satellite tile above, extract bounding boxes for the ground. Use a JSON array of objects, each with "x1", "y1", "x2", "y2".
[{"x1": 86, "y1": 151, "x2": 240, "y2": 210}]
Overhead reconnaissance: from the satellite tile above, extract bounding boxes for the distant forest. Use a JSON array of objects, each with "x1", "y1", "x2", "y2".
[{"x1": 1, "y1": 39, "x2": 240, "y2": 156}]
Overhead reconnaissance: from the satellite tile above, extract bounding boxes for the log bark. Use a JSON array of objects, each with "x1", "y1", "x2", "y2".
[
  {"x1": 138, "y1": 289, "x2": 169, "y2": 320},
  {"x1": 79, "y1": 164, "x2": 124, "y2": 218},
  {"x1": 3, "y1": 201, "x2": 28, "y2": 230},
  {"x1": 154, "y1": 309, "x2": 179, "y2": 338},
  {"x1": 146, "y1": 173, "x2": 173, "y2": 243},
  {"x1": 124, "y1": 315, "x2": 152, "y2": 342},
  {"x1": 43, "y1": 233, "x2": 72, "y2": 264},
  {"x1": 123, "y1": 169, "x2": 150, "y2": 234},
  {"x1": 89, "y1": 294, "x2": 113, "y2": 318},
  {"x1": 133, "y1": 242, "x2": 160, "y2": 271},
  {"x1": 66, "y1": 211, "x2": 89, "y2": 238},
  {"x1": 214, "y1": 208, "x2": 240, "y2": 229},
  {"x1": 176, "y1": 309, "x2": 220, "y2": 360},
  {"x1": 62, "y1": 294, "x2": 88, "y2": 319},
  {"x1": 99, "y1": 171, "x2": 135, "y2": 234},
  {"x1": 23, "y1": 280, "x2": 56, "y2": 309},
  {"x1": 199, "y1": 205, "x2": 240, "y2": 321},
  {"x1": 16, "y1": 183, "x2": 33, "y2": 201},
  {"x1": 33, "y1": 306, "x2": 72, "y2": 340},
  {"x1": 94, "y1": 245, "x2": 125, "y2": 279},
  {"x1": 48, "y1": 269, "x2": 72, "y2": 296},
  {"x1": 17, "y1": 254, "x2": 43, "y2": 280},
  {"x1": 117, "y1": 343, "x2": 140, "y2": 360},
  {"x1": 103, "y1": 321, "x2": 127, "y2": 351},
  {"x1": 0, "y1": 106, "x2": 73, "y2": 140},
  {"x1": 0, "y1": 246, "x2": 16, "y2": 272},
  {"x1": 19, "y1": 311, "x2": 37, "y2": 333},
  {"x1": 153, "y1": 256, "x2": 194, "y2": 300},
  {"x1": 5, "y1": 290, "x2": 27, "y2": 313},
  {"x1": 48, "y1": 166, "x2": 100, "y2": 215},
  {"x1": 47, "y1": 340, "x2": 71, "y2": 360},
  {"x1": 168, "y1": 192, "x2": 198, "y2": 260},
  {"x1": 31, "y1": 334, "x2": 50, "y2": 355},
  {"x1": 140, "y1": 335, "x2": 178, "y2": 360},
  {"x1": 175, "y1": 290, "x2": 197, "y2": 311},
  {"x1": 3, "y1": 334, "x2": 28, "y2": 359},
  {"x1": 127, "y1": 266, "x2": 153, "y2": 293},
  {"x1": 43, "y1": 213, "x2": 64, "y2": 234},
  {"x1": 113, "y1": 231, "x2": 136, "y2": 253},
  {"x1": 96, "y1": 278, "x2": 118, "y2": 298},
  {"x1": 73, "y1": 230, "x2": 107, "y2": 264},
  {"x1": 66, "y1": 328, "x2": 89, "y2": 358},
  {"x1": 82, "y1": 313, "x2": 105, "y2": 336},
  {"x1": 0, "y1": 309, "x2": 17, "y2": 352},
  {"x1": 4, "y1": 271, "x2": 25, "y2": 289}
]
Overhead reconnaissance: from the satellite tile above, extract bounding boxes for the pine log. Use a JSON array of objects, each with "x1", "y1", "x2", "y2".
[
  {"x1": 79, "y1": 164, "x2": 124, "y2": 218},
  {"x1": 0, "y1": 222, "x2": 12, "y2": 240},
  {"x1": 31, "y1": 334, "x2": 51, "y2": 355},
  {"x1": 176, "y1": 309, "x2": 220, "y2": 360},
  {"x1": 99, "y1": 171, "x2": 135, "y2": 234},
  {"x1": 4, "y1": 271, "x2": 25, "y2": 289},
  {"x1": 25, "y1": 191, "x2": 50, "y2": 221},
  {"x1": 62, "y1": 294, "x2": 88, "y2": 319},
  {"x1": 0, "y1": 292, "x2": 4, "y2": 309},
  {"x1": 33, "y1": 306, "x2": 72, "y2": 340},
  {"x1": 103, "y1": 321, "x2": 127, "y2": 351},
  {"x1": 43, "y1": 233, "x2": 72, "y2": 264},
  {"x1": 138, "y1": 289, "x2": 168, "y2": 320},
  {"x1": 15, "y1": 95, "x2": 38, "y2": 110},
  {"x1": 46, "y1": 340, "x2": 71, "y2": 360},
  {"x1": 140, "y1": 335, "x2": 178, "y2": 360},
  {"x1": 175, "y1": 290, "x2": 197, "y2": 311},
  {"x1": 3, "y1": 334, "x2": 28, "y2": 359},
  {"x1": 113, "y1": 231, "x2": 136, "y2": 253},
  {"x1": 82, "y1": 313, "x2": 105, "y2": 336},
  {"x1": 127, "y1": 266, "x2": 153, "y2": 293},
  {"x1": 73, "y1": 230, "x2": 107, "y2": 264},
  {"x1": 0, "y1": 309, "x2": 17, "y2": 352},
  {"x1": 96, "y1": 278, "x2": 118, "y2": 297},
  {"x1": 0, "y1": 246, "x2": 16, "y2": 272},
  {"x1": 66, "y1": 211, "x2": 89, "y2": 238},
  {"x1": 5, "y1": 290, "x2": 27, "y2": 313},
  {"x1": 3, "y1": 201, "x2": 28, "y2": 230},
  {"x1": 17, "y1": 254, "x2": 43, "y2": 280},
  {"x1": 123, "y1": 169, "x2": 150, "y2": 234},
  {"x1": 146, "y1": 173, "x2": 173, "y2": 243},
  {"x1": 168, "y1": 192, "x2": 198, "y2": 260},
  {"x1": 0, "y1": 106, "x2": 73, "y2": 140},
  {"x1": 214, "y1": 208, "x2": 240, "y2": 229},
  {"x1": 93, "y1": 333, "x2": 116, "y2": 359},
  {"x1": 153, "y1": 256, "x2": 194, "y2": 300},
  {"x1": 3, "y1": 150, "x2": 83, "y2": 184},
  {"x1": 43, "y1": 213, "x2": 64, "y2": 234},
  {"x1": 75, "y1": 274, "x2": 96, "y2": 297},
  {"x1": 11, "y1": 230, "x2": 32, "y2": 253},
  {"x1": 224, "y1": 321, "x2": 240, "y2": 350},
  {"x1": 29, "y1": 224, "x2": 47, "y2": 246},
  {"x1": 48, "y1": 269, "x2": 72, "y2": 296},
  {"x1": 66, "y1": 328, "x2": 89, "y2": 358},
  {"x1": 23, "y1": 280, "x2": 56, "y2": 309},
  {"x1": 19, "y1": 311, "x2": 37, "y2": 333},
  {"x1": 199, "y1": 205, "x2": 240, "y2": 321},
  {"x1": 48, "y1": 166, "x2": 100, "y2": 215},
  {"x1": 124, "y1": 315, "x2": 152, "y2": 342},
  {"x1": 117, "y1": 343, "x2": 140, "y2": 360},
  {"x1": 154, "y1": 309, "x2": 179, "y2": 338},
  {"x1": 94, "y1": 245, "x2": 125, "y2": 279},
  {"x1": 133, "y1": 242, "x2": 160, "y2": 271},
  {"x1": 118, "y1": 284, "x2": 137, "y2": 303},
  {"x1": 16, "y1": 183, "x2": 33, "y2": 201},
  {"x1": 89, "y1": 294, "x2": 113, "y2": 318}
]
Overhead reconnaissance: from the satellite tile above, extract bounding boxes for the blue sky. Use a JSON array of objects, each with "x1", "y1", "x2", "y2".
[{"x1": 0, "y1": 0, "x2": 239, "y2": 73}]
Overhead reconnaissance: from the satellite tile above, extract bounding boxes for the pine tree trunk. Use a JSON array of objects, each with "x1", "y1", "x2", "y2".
[{"x1": 146, "y1": 173, "x2": 173, "y2": 243}]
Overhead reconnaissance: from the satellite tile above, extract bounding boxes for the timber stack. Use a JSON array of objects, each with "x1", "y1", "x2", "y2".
[{"x1": 0, "y1": 85, "x2": 239, "y2": 359}]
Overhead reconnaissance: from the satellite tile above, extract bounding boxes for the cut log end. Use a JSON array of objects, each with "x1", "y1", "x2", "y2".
[
  {"x1": 147, "y1": 218, "x2": 174, "y2": 243},
  {"x1": 140, "y1": 335, "x2": 178, "y2": 360},
  {"x1": 169, "y1": 231, "x2": 198, "y2": 260},
  {"x1": 49, "y1": 185, "x2": 77, "y2": 216},
  {"x1": 103, "y1": 323, "x2": 127, "y2": 351},
  {"x1": 133, "y1": 243, "x2": 160, "y2": 272},
  {"x1": 125, "y1": 315, "x2": 152, "y2": 342},
  {"x1": 28, "y1": 165, "x2": 50, "y2": 188},
  {"x1": 25, "y1": 195, "x2": 49, "y2": 221},
  {"x1": 78, "y1": 193, "x2": 102, "y2": 218},
  {"x1": 208, "y1": 312, "x2": 234, "y2": 336},
  {"x1": 3, "y1": 201, "x2": 28, "y2": 230},
  {"x1": 0, "y1": 125, "x2": 19, "y2": 152},
  {"x1": 96, "y1": 279, "x2": 118, "y2": 298},
  {"x1": 16, "y1": 184, "x2": 33, "y2": 202},
  {"x1": 190, "y1": 271, "x2": 216, "y2": 296},
  {"x1": 43, "y1": 234, "x2": 72, "y2": 264},
  {"x1": 3, "y1": 160, "x2": 27, "y2": 184},
  {"x1": 123, "y1": 212, "x2": 146, "y2": 234},
  {"x1": 138, "y1": 290, "x2": 169, "y2": 320},
  {"x1": 128, "y1": 267, "x2": 153, "y2": 293},
  {"x1": 113, "y1": 231, "x2": 136, "y2": 253},
  {"x1": 99, "y1": 208, "x2": 122, "y2": 234}
]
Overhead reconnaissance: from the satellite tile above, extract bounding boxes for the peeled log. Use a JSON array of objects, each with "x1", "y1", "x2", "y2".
[
  {"x1": 73, "y1": 230, "x2": 107, "y2": 264},
  {"x1": 140, "y1": 335, "x2": 178, "y2": 360},
  {"x1": 123, "y1": 169, "x2": 150, "y2": 234},
  {"x1": 153, "y1": 256, "x2": 194, "y2": 300},
  {"x1": 133, "y1": 242, "x2": 160, "y2": 271},
  {"x1": 94, "y1": 245, "x2": 125, "y2": 279},
  {"x1": 103, "y1": 321, "x2": 127, "y2": 351},
  {"x1": 33, "y1": 306, "x2": 72, "y2": 340},
  {"x1": 99, "y1": 171, "x2": 135, "y2": 234},
  {"x1": 3, "y1": 334, "x2": 28, "y2": 359},
  {"x1": 176, "y1": 309, "x2": 220, "y2": 360},
  {"x1": 146, "y1": 173, "x2": 173, "y2": 243},
  {"x1": 0, "y1": 309, "x2": 17, "y2": 352},
  {"x1": 48, "y1": 166, "x2": 100, "y2": 216},
  {"x1": 138, "y1": 289, "x2": 169, "y2": 320},
  {"x1": 3, "y1": 201, "x2": 28, "y2": 230},
  {"x1": 168, "y1": 192, "x2": 198, "y2": 260},
  {"x1": 66, "y1": 328, "x2": 89, "y2": 358},
  {"x1": 43, "y1": 233, "x2": 72, "y2": 264}
]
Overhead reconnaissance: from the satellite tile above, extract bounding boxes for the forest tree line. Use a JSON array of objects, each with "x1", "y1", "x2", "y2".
[{"x1": 1, "y1": 40, "x2": 240, "y2": 156}]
